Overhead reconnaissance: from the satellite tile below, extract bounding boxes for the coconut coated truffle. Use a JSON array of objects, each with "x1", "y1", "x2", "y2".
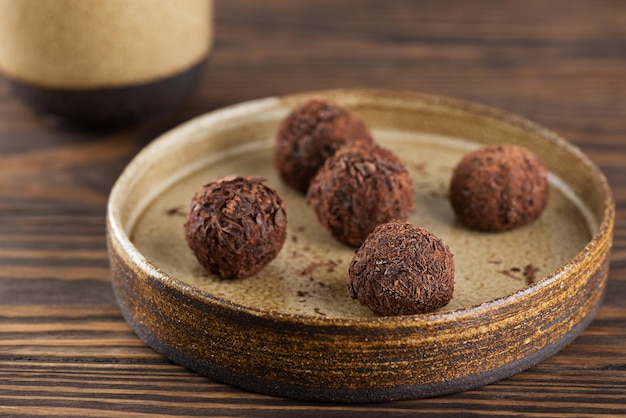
[
  {"x1": 348, "y1": 220, "x2": 455, "y2": 316},
  {"x1": 307, "y1": 143, "x2": 414, "y2": 247},
  {"x1": 449, "y1": 144, "x2": 549, "y2": 232},
  {"x1": 274, "y1": 99, "x2": 373, "y2": 193},
  {"x1": 184, "y1": 176, "x2": 287, "y2": 279}
]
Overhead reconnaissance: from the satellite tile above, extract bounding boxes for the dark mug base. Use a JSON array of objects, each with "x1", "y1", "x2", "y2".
[{"x1": 3, "y1": 59, "x2": 206, "y2": 129}]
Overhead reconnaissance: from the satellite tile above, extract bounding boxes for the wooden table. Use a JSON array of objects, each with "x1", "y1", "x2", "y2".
[{"x1": 1, "y1": 1, "x2": 625, "y2": 415}]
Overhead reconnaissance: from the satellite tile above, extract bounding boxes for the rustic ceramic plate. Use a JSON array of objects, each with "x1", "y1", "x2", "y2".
[{"x1": 107, "y1": 89, "x2": 614, "y2": 403}]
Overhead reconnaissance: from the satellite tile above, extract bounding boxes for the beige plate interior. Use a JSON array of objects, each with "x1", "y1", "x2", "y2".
[{"x1": 127, "y1": 96, "x2": 593, "y2": 318}]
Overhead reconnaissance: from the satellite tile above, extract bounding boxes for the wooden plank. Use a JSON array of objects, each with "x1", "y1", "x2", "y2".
[{"x1": 1, "y1": 0, "x2": 625, "y2": 414}]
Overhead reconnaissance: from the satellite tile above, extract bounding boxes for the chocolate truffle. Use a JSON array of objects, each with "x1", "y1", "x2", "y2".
[
  {"x1": 307, "y1": 143, "x2": 414, "y2": 247},
  {"x1": 274, "y1": 99, "x2": 373, "y2": 193},
  {"x1": 184, "y1": 176, "x2": 287, "y2": 279},
  {"x1": 449, "y1": 144, "x2": 549, "y2": 232},
  {"x1": 348, "y1": 220, "x2": 455, "y2": 316}
]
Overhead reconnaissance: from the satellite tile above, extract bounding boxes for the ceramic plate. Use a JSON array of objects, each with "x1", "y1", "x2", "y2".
[{"x1": 107, "y1": 89, "x2": 614, "y2": 402}]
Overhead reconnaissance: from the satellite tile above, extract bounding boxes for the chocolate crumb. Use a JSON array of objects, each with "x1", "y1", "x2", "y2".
[
  {"x1": 184, "y1": 176, "x2": 287, "y2": 279},
  {"x1": 412, "y1": 162, "x2": 427, "y2": 174},
  {"x1": 314, "y1": 308, "x2": 327, "y2": 316},
  {"x1": 348, "y1": 220, "x2": 455, "y2": 316},
  {"x1": 166, "y1": 206, "x2": 186, "y2": 216},
  {"x1": 301, "y1": 262, "x2": 323, "y2": 276},
  {"x1": 523, "y1": 264, "x2": 539, "y2": 284},
  {"x1": 499, "y1": 270, "x2": 521, "y2": 280},
  {"x1": 326, "y1": 259, "x2": 339, "y2": 273}
]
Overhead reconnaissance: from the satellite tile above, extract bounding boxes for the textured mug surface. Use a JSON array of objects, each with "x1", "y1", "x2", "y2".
[
  {"x1": 0, "y1": 0, "x2": 213, "y2": 125},
  {"x1": 107, "y1": 89, "x2": 614, "y2": 402}
]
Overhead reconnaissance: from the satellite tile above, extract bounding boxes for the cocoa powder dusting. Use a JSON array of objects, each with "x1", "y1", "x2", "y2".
[
  {"x1": 184, "y1": 176, "x2": 287, "y2": 279},
  {"x1": 348, "y1": 220, "x2": 455, "y2": 316}
]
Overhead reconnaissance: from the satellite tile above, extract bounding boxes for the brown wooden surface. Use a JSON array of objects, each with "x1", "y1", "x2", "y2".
[{"x1": 1, "y1": 0, "x2": 625, "y2": 416}]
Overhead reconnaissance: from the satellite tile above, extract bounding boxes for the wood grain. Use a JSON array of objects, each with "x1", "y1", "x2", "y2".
[{"x1": 1, "y1": 0, "x2": 625, "y2": 415}]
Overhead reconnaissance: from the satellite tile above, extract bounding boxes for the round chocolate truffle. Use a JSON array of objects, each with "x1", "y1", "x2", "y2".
[
  {"x1": 274, "y1": 99, "x2": 373, "y2": 193},
  {"x1": 307, "y1": 143, "x2": 414, "y2": 247},
  {"x1": 449, "y1": 144, "x2": 549, "y2": 232},
  {"x1": 184, "y1": 176, "x2": 287, "y2": 279},
  {"x1": 348, "y1": 220, "x2": 455, "y2": 316}
]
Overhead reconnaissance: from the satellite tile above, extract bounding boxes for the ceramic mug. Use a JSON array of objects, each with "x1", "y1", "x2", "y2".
[{"x1": 0, "y1": 0, "x2": 213, "y2": 126}]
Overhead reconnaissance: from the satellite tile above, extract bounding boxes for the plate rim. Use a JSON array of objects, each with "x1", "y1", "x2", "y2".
[{"x1": 107, "y1": 88, "x2": 615, "y2": 402}]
